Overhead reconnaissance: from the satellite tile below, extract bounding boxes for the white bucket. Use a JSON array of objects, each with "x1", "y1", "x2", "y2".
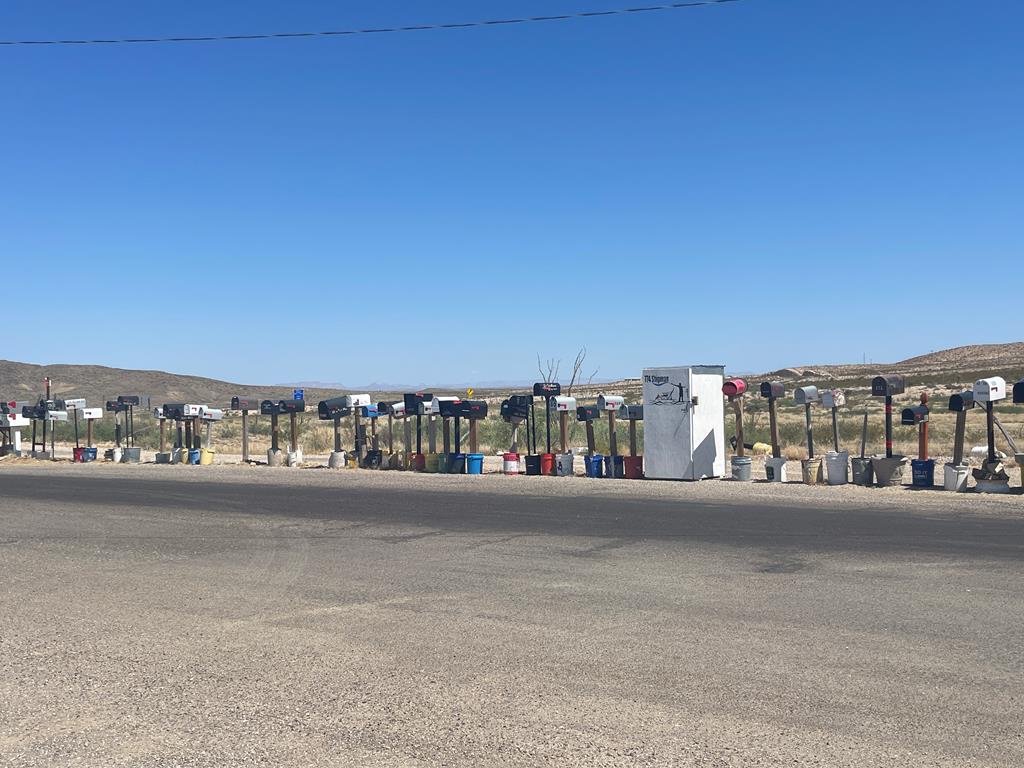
[
  {"x1": 328, "y1": 451, "x2": 346, "y2": 469},
  {"x1": 824, "y1": 451, "x2": 849, "y2": 486},
  {"x1": 111, "y1": 447, "x2": 123, "y2": 464},
  {"x1": 286, "y1": 448, "x2": 304, "y2": 467},
  {"x1": 267, "y1": 448, "x2": 284, "y2": 467},
  {"x1": 943, "y1": 463, "x2": 970, "y2": 492},
  {"x1": 765, "y1": 457, "x2": 787, "y2": 483}
]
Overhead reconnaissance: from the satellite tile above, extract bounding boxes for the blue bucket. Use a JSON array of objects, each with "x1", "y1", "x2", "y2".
[
  {"x1": 585, "y1": 454, "x2": 605, "y2": 478},
  {"x1": 448, "y1": 453, "x2": 466, "y2": 474},
  {"x1": 911, "y1": 459, "x2": 935, "y2": 488},
  {"x1": 466, "y1": 454, "x2": 484, "y2": 475},
  {"x1": 188, "y1": 449, "x2": 201, "y2": 465},
  {"x1": 82, "y1": 447, "x2": 98, "y2": 463},
  {"x1": 604, "y1": 455, "x2": 625, "y2": 478}
]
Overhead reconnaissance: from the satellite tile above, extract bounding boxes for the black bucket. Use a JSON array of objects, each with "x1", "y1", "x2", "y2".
[
  {"x1": 362, "y1": 450, "x2": 383, "y2": 469},
  {"x1": 524, "y1": 455, "x2": 542, "y2": 476},
  {"x1": 448, "y1": 453, "x2": 466, "y2": 474}
]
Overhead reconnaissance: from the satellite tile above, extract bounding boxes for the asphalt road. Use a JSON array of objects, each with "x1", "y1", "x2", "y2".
[{"x1": 2, "y1": 470, "x2": 1023, "y2": 766}]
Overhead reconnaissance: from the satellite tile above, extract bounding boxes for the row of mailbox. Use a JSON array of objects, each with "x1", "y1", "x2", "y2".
[{"x1": 739, "y1": 376, "x2": 1018, "y2": 406}]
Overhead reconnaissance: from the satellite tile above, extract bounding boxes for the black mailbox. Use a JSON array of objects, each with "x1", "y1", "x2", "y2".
[
  {"x1": 871, "y1": 375, "x2": 906, "y2": 397},
  {"x1": 901, "y1": 406, "x2": 929, "y2": 426},
  {"x1": 277, "y1": 399, "x2": 305, "y2": 414},
  {"x1": 117, "y1": 395, "x2": 141, "y2": 406},
  {"x1": 622, "y1": 404, "x2": 644, "y2": 420},
  {"x1": 760, "y1": 381, "x2": 785, "y2": 399},
  {"x1": 377, "y1": 401, "x2": 392, "y2": 416},
  {"x1": 403, "y1": 392, "x2": 434, "y2": 414},
  {"x1": 948, "y1": 391, "x2": 976, "y2": 412},
  {"x1": 576, "y1": 405, "x2": 599, "y2": 422},
  {"x1": 162, "y1": 403, "x2": 186, "y2": 420},
  {"x1": 231, "y1": 396, "x2": 260, "y2": 411},
  {"x1": 318, "y1": 398, "x2": 350, "y2": 421},
  {"x1": 500, "y1": 398, "x2": 529, "y2": 421},
  {"x1": 22, "y1": 404, "x2": 46, "y2": 420},
  {"x1": 438, "y1": 399, "x2": 463, "y2": 418},
  {"x1": 1014, "y1": 380, "x2": 1024, "y2": 404},
  {"x1": 260, "y1": 399, "x2": 281, "y2": 416},
  {"x1": 533, "y1": 382, "x2": 561, "y2": 398},
  {"x1": 106, "y1": 400, "x2": 128, "y2": 413},
  {"x1": 456, "y1": 400, "x2": 488, "y2": 419},
  {"x1": 51, "y1": 398, "x2": 66, "y2": 409}
]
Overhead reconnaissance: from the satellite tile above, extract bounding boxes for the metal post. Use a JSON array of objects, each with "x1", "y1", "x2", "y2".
[
  {"x1": 805, "y1": 403, "x2": 814, "y2": 460},
  {"x1": 831, "y1": 406, "x2": 840, "y2": 453},
  {"x1": 768, "y1": 396, "x2": 781, "y2": 459},
  {"x1": 241, "y1": 410, "x2": 250, "y2": 463},
  {"x1": 986, "y1": 401, "x2": 996, "y2": 464},
  {"x1": 544, "y1": 397, "x2": 552, "y2": 454},
  {"x1": 443, "y1": 417, "x2": 451, "y2": 456},
  {"x1": 885, "y1": 395, "x2": 894, "y2": 459},
  {"x1": 454, "y1": 416, "x2": 461, "y2": 454},
  {"x1": 919, "y1": 393, "x2": 929, "y2": 461}
]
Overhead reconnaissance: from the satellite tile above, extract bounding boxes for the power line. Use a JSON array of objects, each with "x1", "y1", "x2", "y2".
[{"x1": 0, "y1": 1, "x2": 741, "y2": 47}]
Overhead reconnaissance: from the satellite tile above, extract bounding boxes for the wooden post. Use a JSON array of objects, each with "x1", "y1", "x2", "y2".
[
  {"x1": 427, "y1": 414, "x2": 437, "y2": 454},
  {"x1": 607, "y1": 410, "x2": 618, "y2": 457},
  {"x1": 442, "y1": 417, "x2": 451, "y2": 456},
  {"x1": 510, "y1": 423, "x2": 519, "y2": 454},
  {"x1": 87, "y1": 419, "x2": 94, "y2": 449},
  {"x1": 952, "y1": 410, "x2": 967, "y2": 466},
  {"x1": 371, "y1": 417, "x2": 379, "y2": 451},
  {"x1": 629, "y1": 418, "x2": 638, "y2": 457},
  {"x1": 387, "y1": 414, "x2": 394, "y2": 455},
  {"x1": 241, "y1": 410, "x2": 250, "y2": 463},
  {"x1": 559, "y1": 412, "x2": 568, "y2": 454},
  {"x1": 731, "y1": 397, "x2": 745, "y2": 458},
  {"x1": 403, "y1": 418, "x2": 412, "y2": 464},
  {"x1": 469, "y1": 419, "x2": 478, "y2": 454},
  {"x1": 585, "y1": 421, "x2": 596, "y2": 457},
  {"x1": 333, "y1": 417, "x2": 342, "y2": 453},
  {"x1": 354, "y1": 410, "x2": 365, "y2": 461},
  {"x1": 270, "y1": 413, "x2": 279, "y2": 453},
  {"x1": 289, "y1": 413, "x2": 298, "y2": 454},
  {"x1": 159, "y1": 418, "x2": 166, "y2": 454}
]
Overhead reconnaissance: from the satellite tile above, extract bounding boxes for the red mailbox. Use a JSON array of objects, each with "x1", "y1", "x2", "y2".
[{"x1": 722, "y1": 379, "x2": 746, "y2": 398}]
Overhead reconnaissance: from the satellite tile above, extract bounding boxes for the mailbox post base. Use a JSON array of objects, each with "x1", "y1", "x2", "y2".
[
  {"x1": 267, "y1": 448, "x2": 284, "y2": 467},
  {"x1": 943, "y1": 462, "x2": 970, "y2": 492},
  {"x1": 765, "y1": 457, "x2": 787, "y2": 483},
  {"x1": 328, "y1": 451, "x2": 346, "y2": 469},
  {"x1": 286, "y1": 448, "x2": 303, "y2": 467},
  {"x1": 155, "y1": 452, "x2": 172, "y2": 465},
  {"x1": 871, "y1": 456, "x2": 907, "y2": 487}
]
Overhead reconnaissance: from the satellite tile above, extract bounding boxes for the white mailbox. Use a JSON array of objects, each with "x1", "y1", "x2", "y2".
[
  {"x1": 201, "y1": 407, "x2": 224, "y2": 421},
  {"x1": 549, "y1": 395, "x2": 577, "y2": 412},
  {"x1": 597, "y1": 394, "x2": 625, "y2": 411},
  {"x1": 794, "y1": 386, "x2": 820, "y2": 405},
  {"x1": 973, "y1": 377, "x2": 1006, "y2": 403},
  {"x1": 0, "y1": 413, "x2": 29, "y2": 428},
  {"x1": 63, "y1": 398, "x2": 87, "y2": 411},
  {"x1": 81, "y1": 408, "x2": 103, "y2": 420},
  {"x1": 153, "y1": 407, "x2": 164, "y2": 419},
  {"x1": 183, "y1": 404, "x2": 204, "y2": 417},
  {"x1": 390, "y1": 402, "x2": 406, "y2": 418},
  {"x1": 46, "y1": 410, "x2": 69, "y2": 422},
  {"x1": 342, "y1": 394, "x2": 372, "y2": 409},
  {"x1": 821, "y1": 389, "x2": 845, "y2": 409}
]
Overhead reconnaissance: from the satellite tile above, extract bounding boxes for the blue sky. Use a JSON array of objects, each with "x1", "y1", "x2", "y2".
[{"x1": 2, "y1": 1, "x2": 1020, "y2": 386}]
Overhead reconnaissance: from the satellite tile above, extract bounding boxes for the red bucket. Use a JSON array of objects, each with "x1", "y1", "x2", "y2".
[
  {"x1": 623, "y1": 456, "x2": 644, "y2": 479},
  {"x1": 540, "y1": 453, "x2": 556, "y2": 476},
  {"x1": 411, "y1": 453, "x2": 426, "y2": 472},
  {"x1": 73, "y1": 447, "x2": 86, "y2": 463}
]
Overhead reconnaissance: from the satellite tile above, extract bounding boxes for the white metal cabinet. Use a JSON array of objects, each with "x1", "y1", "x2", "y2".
[{"x1": 642, "y1": 365, "x2": 725, "y2": 480}]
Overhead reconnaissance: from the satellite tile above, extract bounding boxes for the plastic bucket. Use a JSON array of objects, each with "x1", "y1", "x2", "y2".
[
  {"x1": 911, "y1": 458, "x2": 935, "y2": 488},
  {"x1": 553, "y1": 453, "x2": 574, "y2": 477},
  {"x1": 466, "y1": 454, "x2": 484, "y2": 475},
  {"x1": 801, "y1": 457, "x2": 823, "y2": 485},
  {"x1": 851, "y1": 457, "x2": 873, "y2": 487},
  {"x1": 111, "y1": 447, "x2": 123, "y2": 464},
  {"x1": 765, "y1": 457, "x2": 787, "y2": 483},
  {"x1": 200, "y1": 448, "x2": 215, "y2": 466},
  {"x1": 448, "y1": 453, "x2": 466, "y2": 474},
  {"x1": 410, "y1": 453, "x2": 426, "y2": 472},
  {"x1": 73, "y1": 447, "x2": 86, "y2": 463},
  {"x1": 364, "y1": 450, "x2": 383, "y2": 469},
  {"x1": 623, "y1": 455, "x2": 644, "y2": 479},
  {"x1": 943, "y1": 462, "x2": 970, "y2": 492},
  {"x1": 540, "y1": 453, "x2": 556, "y2": 476},
  {"x1": 824, "y1": 451, "x2": 849, "y2": 486},
  {"x1": 585, "y1": 454, "x2": 605, "y2": 478},
  {"x1": 524, "y1": 455, "x2": 542, "y2": 476},
  {"x1": 872, "y1": 456, "x2": 906, "y2": 487},
  {"x1": 424, "y1": 453, "x2": 440, "y2": 473},
  {"x1": 503, "y1": 453, "x2": 520, "y2": 475},
  {"x1": 188, "y1": 449, "x2": 201, "y2": 465},
  {"x1": 730, "y1": 456, "x2": 752, "y2": 481},
  {"x1": 82, "y1": 447, "x2": 98, "y2": 463},
  {"x1": 437, "y1": 453, "x2": 450, "y2": 473}
]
